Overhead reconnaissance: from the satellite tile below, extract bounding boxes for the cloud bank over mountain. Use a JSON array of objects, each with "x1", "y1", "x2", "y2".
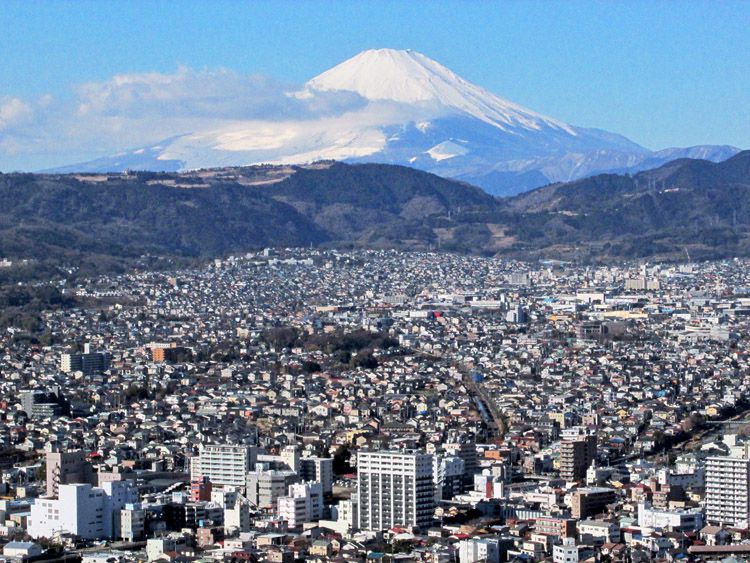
[{"x1": 0, "y1": 66, "x2": 367, "y2": 170}]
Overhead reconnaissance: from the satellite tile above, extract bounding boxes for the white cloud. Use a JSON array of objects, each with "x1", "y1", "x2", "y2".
[
  {"x1": 0, "y1": 97, "x2": 33, "y2": 130},
  {"x1": 0, "y1": 66, "x2": 367, "y2": 170},
  {"x1": 75, "y1": 66, "x2": 364, "y2": 120}
]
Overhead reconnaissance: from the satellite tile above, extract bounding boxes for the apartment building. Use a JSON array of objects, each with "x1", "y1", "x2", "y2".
[
  {"x1": 190, "y1": 444, "x2": 257, "y2": 489},
  {"x1": 60, "y1": 346, "x2": 110, "y2": 375},
  {"x1": 278, "y1": 482, "x2": 323, "y2": 529},
  {"x1": 45, "y1": 450, "x2": 93, "y2": 497},
  {"x1": 246, "y1": 464, "x2": 298, "y2": 509},
  {"x1": 300, "y1": 456, "x2": 333, "y2": 496},
  {"x1": 357, "y1": 450, "x2": 434, "y2": 532},
  {"x1": 705, "y1": 455, "x2": 750, "y2": 528},
  {"x1": 560, "y1": 433, "x2": 597, "y2": 482}
]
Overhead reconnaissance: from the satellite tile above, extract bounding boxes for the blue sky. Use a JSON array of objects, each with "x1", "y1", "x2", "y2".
[{"x1": 1, "y1": 0, "x2": 748, "y2": 169}]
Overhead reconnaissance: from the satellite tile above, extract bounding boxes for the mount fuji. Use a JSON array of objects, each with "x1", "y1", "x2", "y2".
[{"x1": 49, "y1": 49, "x2": 740, "y2": 195}]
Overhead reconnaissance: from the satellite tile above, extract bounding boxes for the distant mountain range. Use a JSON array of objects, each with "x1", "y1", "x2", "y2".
[
  {"x1": 45, "y1": 49, "x2": 741, "y2": 195},
  {"x1": 5, "y1": 151, "x2": 750, "y2": 268}
]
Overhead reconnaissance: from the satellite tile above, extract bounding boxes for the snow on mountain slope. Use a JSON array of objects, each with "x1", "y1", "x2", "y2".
[
  {"x1": 426, "y1": 140, "x2": 469, "y2": 162},
  {"x1": 306, "y1": 49, "x2": 575, "y2": 134},
  {"x1": 46, "y1": 49, "x2": 742, "y2": 195}
]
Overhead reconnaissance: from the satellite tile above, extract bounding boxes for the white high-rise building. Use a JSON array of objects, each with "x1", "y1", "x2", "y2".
[
  {"x1": 190, "y1": 444, "x2": 257, "y2": 489},
  {"x1": 705, "y1": 455, "x2": 750, "y2": 528},
  {"x1": 120, "y1": 503, "x2": 145, "y2": 542},
  {"x1": 332, "y1": 496, "x2": 359, "y2": 531},
  {"x1": 28, "y1": 481, "x2": 137, "y2": 540},
  {"x1": 280, "y1": 446, "x2": 301, "y2": 473},
  {"x1": 433, "y1": 456, "x2": 465, "y2": 500},
  {"x1": 357, "y1": 451, "x2": 434, "y2": 531},
  {"x1": 246, "y1": 464, "x2": 298, "y2": 509},
  {"x1": 278, "y1": 482, "x2": 324, "y2": 528},
  {"x1": 444, "y1": 435, "x2": 478, "y2": 487}
]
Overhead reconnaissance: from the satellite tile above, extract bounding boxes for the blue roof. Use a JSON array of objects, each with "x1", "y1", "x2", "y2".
[{"x1": 5, "y1": 541, "x2": 39, "y2": 548}]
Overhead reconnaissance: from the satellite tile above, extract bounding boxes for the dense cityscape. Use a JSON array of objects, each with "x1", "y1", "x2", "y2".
[
  {"x1": 3, "y1": 1, "x2": 749, "y2": 562},
  {"x1": 0, "y1": 250, "x2": 750, "y2": 562}
]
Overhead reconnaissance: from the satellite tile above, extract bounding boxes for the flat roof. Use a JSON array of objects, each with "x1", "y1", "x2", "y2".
[{"x1": 689, "y1": 545, "x2": 750, "y2": 554}]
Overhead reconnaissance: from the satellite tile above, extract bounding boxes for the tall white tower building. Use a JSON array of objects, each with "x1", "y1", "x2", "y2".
[
  {"x1": 705, "y1": 455, "x2": 750, "y2": 528},
  {"x1": 190, "y1": 444, "x2": 257, "y2": 489},
  {"x1": 357, "y1": 451, "x2": 434, "y2": 531}
]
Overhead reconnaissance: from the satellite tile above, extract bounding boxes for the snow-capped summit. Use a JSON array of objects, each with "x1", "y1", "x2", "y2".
[
  {"x1": 50, "y1": 48, "x2": 740, "y2": 195},
  {"x1": 305, "y1": 48, "x2": 575, "y2": 133}
]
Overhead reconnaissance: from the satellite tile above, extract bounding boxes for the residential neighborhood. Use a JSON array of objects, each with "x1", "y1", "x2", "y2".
[{"x1": 2, "y1": 249, "x2": 750, "y2": 562}]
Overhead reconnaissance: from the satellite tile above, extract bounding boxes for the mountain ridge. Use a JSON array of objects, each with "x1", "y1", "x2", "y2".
[
  {"x1": 5, "y1": 152, "x2": 750, "y2": 271},
  {"x1": 502, "y1": 150, "x2": 750, "y2": 259}
]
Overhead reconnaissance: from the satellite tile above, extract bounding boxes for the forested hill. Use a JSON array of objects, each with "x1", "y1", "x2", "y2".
[
  {"x1": 507, "y1": 150, "x2": 750, "y2": 259},
  {"x1": 1, "y1": 154, "x2": 750, "y2": 273}
]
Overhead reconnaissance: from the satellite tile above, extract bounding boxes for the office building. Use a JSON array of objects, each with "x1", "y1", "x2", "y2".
[
  {"x1": 638, "y1": 502, "x2": 703, "y2": 532},
  {"x1": 21, "y1": 388, "x2": 70, "y2": 419},
  {"x1": 357, "y1": 450, "x2": 434, "y2": 532},
  {"x1": 163, "y1": 503, "x2": 224, "y2": 530},
  {"x1": 120, "y1": 504, "x2": 145, "y2": 542},
  {"x1": 212, "y1": 489, "x2": 250, "y2": 534},
  {"x1": 505, "y1": 304, "x2": 527, "y2": 324},
  {"x1": 280, "y1": 446, "x2": 301, "y2": 473},
  {"x1": 28, "y1": 481, "x2": 137, "y2": 540},
  {"x1": 570, "y1": 487, "x2": 616, "y2": 519}
]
